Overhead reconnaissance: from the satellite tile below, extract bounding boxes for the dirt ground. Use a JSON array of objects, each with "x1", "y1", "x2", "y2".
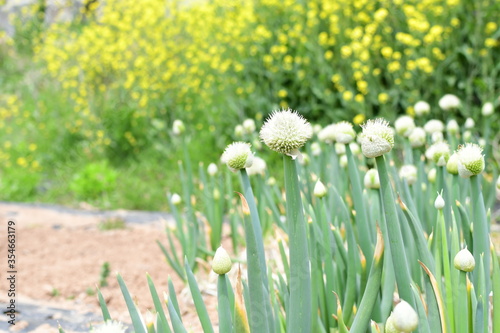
[{"x1": 0, "y1": 202, "x2": 221, "y2": 332}]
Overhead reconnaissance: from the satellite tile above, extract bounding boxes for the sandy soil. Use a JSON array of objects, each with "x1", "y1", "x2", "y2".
[{"x1": 0, "y1": 203, "x2": 220, "y2": 332}]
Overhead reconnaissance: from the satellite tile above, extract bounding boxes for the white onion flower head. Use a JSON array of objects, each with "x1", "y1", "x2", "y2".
[
  {"x1": 318, "y1": 124, "x2": 337, "y2": 144},
  {"x1": 427, "y1": 141, "x2": 450, "y2": 166},
  {"x1": 335, "y1": 143, "x2": 346, "y2": 155},
  {"x1": 359, "y1": 118, "x2": 394, "y2": 158},
  {"x1": 408, "y1": 127, "x2": 426, "y2": 148},
  {"x1": 446, "y1": 153, "x2": 459, "y2": 175},
  {"x1": 464, "y1": 117, "x2": 475, "y2": 129},
  {"x1": 392, "y1": 300, "x2": 419, "y2": 332},
  {"x1": 454, "y1": 247, "x2": 475, "y2": 272},
  {"x1": 456, "y1": 143, "x2": 485, "y2": 178},
  {"x1": 242, "y1": 118, "x2": 256, "y2": 134},
  {"x1": 246, "y1": 156, "x2": 267, "y2": 176},
  {"x1": 399, "y1": 165, "x2": 418, "y2": 185},
  {"x1": 478, "y1": 138, "x2": 486, "y2": 147},
  {"x1": 299, "y1": 152, "x2": 310, "y2": 166},
  {"x1": 424, "y1": 119, "x2": 444, "y2": 134},
  {"x1": 172, "y1": 120, "x2": 185, "y2": 136},
  {"x1": 260, "y1": 109, "x2": 313, "y2": 158},
  {"x1": 314, "y1": 180, "x2": 328, "y2": 198},
  {"x1": 435, "y1": 191, "x2": 445, "y2": 210},
  {"x1": 446, "y1": 119, "x2": 459, "y2": 136},
  {"x1": 311, "y1": 142, "x2": 322, "y2": 156},
  {"x1": 439, "y1": 94, "x2": 460, "y2": 111},
  {"x1": 212, "y1": 246, "x2": 232, "y2": 275},
  {"x1": 482, "y1": 102, "x2": 494, "y2": 116},
  {"x1": 221, "y1": 142, "x2": 254, "y2": 172},
  {"x1": 92, "y1": 320, "x2": 127, "y2": 333},
  {"x1": 414, "y1": 100, "x2": 430, "y2": 117},
  {"x1": 364, "y1": 168, "x2": 380, "y2": 189},
  {"x1": 207, "y1": 163, "x2": 218, "y2": 176},
  {"x1": 395, "y1": 115, "x2": 415, "y2": 137},
  {"x1": 335, "y1": 121, "x2": 356, "y2": 144}
]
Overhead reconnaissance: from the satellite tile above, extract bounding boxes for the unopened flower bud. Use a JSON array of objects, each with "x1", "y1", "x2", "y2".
[
  {"x1": 434, "y1": 191, "x2": 445, "y2": 210},
  {"x1": 464, "y1": 118, "x2": 475, "y2": 129},
  {"x1": 213, "y1": 188, "x2": 220, "y2": 200},
  {"x1": 260, "y1": 109, "x2": 313, "y2": 158},
  {"x1": 431, "y1": 131, "x2": 444, "y2": 143},
  {"x1": 463, "y1": 130, "x2": 472, "y2": 142},
  {"x1": 313, "y1": 124, "x2": 322, "y2": 134},
  {"x1": 456, "y1": 143, "x2": 485, "y2": 178},
  {"x1": 359, "y1": 118, "x2": 394, "y2": 158},
  {"x1": 364, "y1": 168, "x2": 380, "y2": 189},
  {"x1": 335, "y1": 143, "x2": 346, "y2": 155},
  {"x1": 446, "y1": 119, "x2": 459, "y2": 135},
  {"x1": 170, "y1": 193, "x2": 182, "y2": 205},
  {"x1": 221, "y1": 142, "x2": 254, "y2": 172},
  {"x1": 349, "y1": 142, "x2": 361, "y2": 155},
  {"x1": 207, "y1": 163, "x2": 218, "y2": 176},
  {"x1": 446, "y1": 153, "x2": 459, "y2": 175},
  {"x1": 408, "y1": 127, "x2": 426, "y2": 148},
  {"x1": 267, "y1": 177, "x2": 276, "y2": 186},
  {"x1": 392, "y1": 300, "x2": 419, "y2": 332},
  {"x1": 399, "y1": 165, "x2": 417, "y2": 185},
  {"x1": 242, "y1": 119, "x2": 256, "y2": 134},
  {"x1": 454, "y1": 247, "x2": 475, "y2": 272},
  {"x1": 314, "y1": 180, "x2": 328, "y2": 198},
  {"x1": 299, "y1": 152, "x2": 310, "y2": 165},
  {"x1": 339, "y1": 154, "x2": 348, "y2": 168},
  {"x1": 311, "y1": 142, "x2": 322, "y2": 156},
  {"x1": 414, "y1": 100, "x2": 430, "y2": 117},
  {"x1": 212, "y1": 246, "x2": 232, "y2": 275},
  {"x1": 172, "y1": 120, "x2": 185, "y2": 136},
  {"x1": 234, "y1": 125, "x2": 244, "y2": 138},
  {"x1": 428, "y1": 168, "x2": 437, "y2": 183},
  {"x1": 482, "y1": 102, "x2": 494, "y2": 116},
  {"x1": 395, "y1": 115, "x2": 415, "y2": 137}
]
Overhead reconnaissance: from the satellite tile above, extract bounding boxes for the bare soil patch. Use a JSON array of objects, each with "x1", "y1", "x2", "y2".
[{"x1": 0, "y1": 202, "x2": 218, "y2": 332}]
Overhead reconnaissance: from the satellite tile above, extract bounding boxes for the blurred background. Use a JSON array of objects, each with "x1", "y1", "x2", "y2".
[{"x1": 0, "y1": 0, "x2": 499, "y2": 211}]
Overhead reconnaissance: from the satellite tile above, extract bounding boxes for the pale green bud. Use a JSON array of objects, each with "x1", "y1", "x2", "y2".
[
  {"x1": 170, "y1": 193, "x2": 182, "y2": 205},
  {"x1": 314, "y1": 180, "x2": 327, "y2": 198},
  {"x1": 318, "y1": 124, "x2": 337, "y2": 144},
  {"x1": 311, "y1": 142, "x2": 321, "y2": 156},
  {"x1": 399, "y1": 165, "x2": 417, "y2": 185},
  {"x1": 172, "y1": 120, "x2": 185, "y2": 136},
  {"x1": 339, "y1": 154, "x2": 348, "y2": 168},
  {"x1": 454, "y1": 247, "x2": 475, "y2": 272},
  {"x1": 482, "y1": 102, "x2": 494, "y2": 116},
  {"x1": 212, "y1": 246, "x2": 232, "y2": 275},
  {"x1": 428, "y1": 168, "x2": 437, "y2": 183},
  {"x1": 446, "y1": 153, "x2": 459, "y2": 175},
  {"x1": 446, "y1": 119, "x2": 459, "y2": 136},
  {"x1": 464, "y1": 117, "x2": 475, "y2": 129},
  {"x1": 242, "y1": 118, "x2": 256, "y2": 134},
  {"x1": 364, "y1": 168, "x2": 380, "y2": 189},
  {"x1": 392, "y1": 300, "x2": 419, "y2": 332},
  {"x1": 234, "y1": 125, "x2": 244, "y2": 138},
  {"x1": 434, "y1": 191, "x2": 445, "y2": 210},
  {"x1": 207, "y1": 163, "x2": 218, "y2": 176}
]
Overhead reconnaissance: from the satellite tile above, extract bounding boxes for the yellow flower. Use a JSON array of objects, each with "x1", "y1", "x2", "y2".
[
  {"x1": 342, "y1": 91, "x2": 353, "y2": 101},
  {"x1": 353, "y1": 113, "x2": 365, "y2": 125},
  {"x1": 378, "y1": 93, "x2": 389, "y2": 104}
]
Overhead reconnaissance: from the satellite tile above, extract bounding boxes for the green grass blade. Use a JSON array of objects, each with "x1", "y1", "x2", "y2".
[
  {"x1": 168, "y1": 277, "x2": 182, "y2": 322},
  {"x1": 157, "y1": 240, "x2": 185, "y2": 280},
  {"x1": 96, "y1": 288, "x2": 111, "y2": 321},
  {"x1": 117, "y1": 274, "x2": 147, "y2": 333},
  {"x1": 492, "y1": 243, "x2": 500, "y2": 332},
  {"x1": 184, "y1": 260, "x2": 214, "y2": 333}
]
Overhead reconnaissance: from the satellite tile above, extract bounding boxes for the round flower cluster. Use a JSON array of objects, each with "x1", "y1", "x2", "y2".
[
  {"x1": 221, "y1": 142, "x2": 254, "y2": 172},
  {"x1": 359, "y1": 118, "x2": 394, "y2": 158}
]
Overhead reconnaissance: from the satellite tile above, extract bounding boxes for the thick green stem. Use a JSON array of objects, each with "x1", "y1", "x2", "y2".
[
  {"x1": 284, "y1": 155, "x2": 312, "y2": 333},
  {"x1": 470, "y1": 175, "x2": 490, "y2": 297},
  {"x1": 345, "y1": 145, "x2": 373, "y2": 267},
  {"x1": 218, "y1": 275, "x2": 233, "y2": 333},
  {"x1": 375, "y1": 155, "x2": 415, "y2": 306}
]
